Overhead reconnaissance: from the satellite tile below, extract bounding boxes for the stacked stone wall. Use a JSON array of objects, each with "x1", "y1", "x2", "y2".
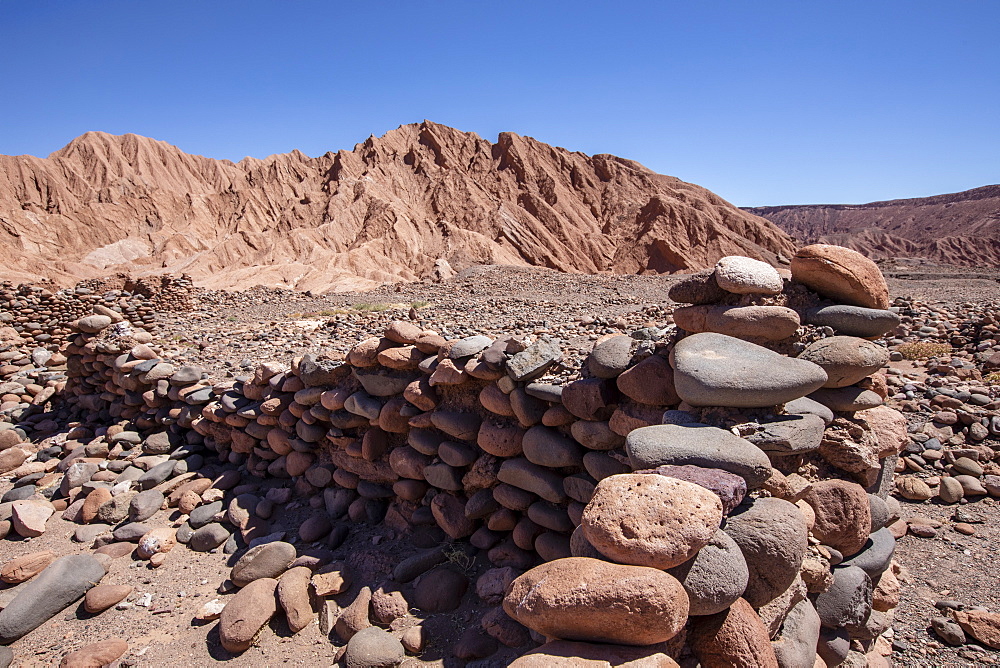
[{"x1": 41, "y1": 245, "x2": 917, "y2": 665}]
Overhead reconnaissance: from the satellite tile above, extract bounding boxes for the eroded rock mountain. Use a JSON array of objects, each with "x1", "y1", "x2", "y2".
[
  {"x1": 748, "y1": 185, "x2": 1000, "y2": 268},
  {"x1": 0, "y1": 122, "x2": 794, "y2": 291}
]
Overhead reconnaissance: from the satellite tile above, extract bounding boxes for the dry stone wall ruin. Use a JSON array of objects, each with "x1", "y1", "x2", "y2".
[{"x1": 0, "y1": 245, "x2": 922, "y2": 666}]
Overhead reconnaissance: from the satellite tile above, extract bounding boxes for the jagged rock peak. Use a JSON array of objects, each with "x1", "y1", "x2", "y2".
[{"x1": 0, "y1": 122, "x2": 794, "y2": 291}]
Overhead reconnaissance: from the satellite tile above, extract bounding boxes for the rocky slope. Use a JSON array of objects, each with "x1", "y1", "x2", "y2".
[
  {"x1": 748, "y1": 185, "x2": 1000, "y2": 268},
  {"x1": 0, "y1": 122, "x2": 794, "y2": 292}
]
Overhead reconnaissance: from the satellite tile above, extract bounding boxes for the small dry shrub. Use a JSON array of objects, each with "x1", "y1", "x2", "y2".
[{"x1": 897, "y1": 342, "x2": 952, "y2": 360}]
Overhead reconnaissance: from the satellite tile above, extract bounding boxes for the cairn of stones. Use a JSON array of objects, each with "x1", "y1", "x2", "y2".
[{"x1": 0, "y1": 244, "x2": 916, "y2": 666}]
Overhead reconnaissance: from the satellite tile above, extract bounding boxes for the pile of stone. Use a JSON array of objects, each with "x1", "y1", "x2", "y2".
[
  {"x1": 0, "y1": 244, "x2": 916, "y2": 666},
  {"x1": 499, "y1": 246, "x2": 908, "y2": 666}
]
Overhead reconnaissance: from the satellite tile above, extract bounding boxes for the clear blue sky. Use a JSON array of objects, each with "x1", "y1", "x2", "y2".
[{"x1": 1, "y1": 1, "x2": 997, "y2": 206}]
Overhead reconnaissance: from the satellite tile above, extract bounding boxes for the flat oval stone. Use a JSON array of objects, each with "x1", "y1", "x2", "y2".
[
  {"x1": 231, "y1": 541, "x2": 296, "y2": 587},
  {"x1": 839, "y1": 527, "x2": 895, "y2": 578},
  {"x1": 804, "y1": 305, "x2": 900, "y2": 338},
  {"x1": 668, "y1": 269, "x2": 727, "y2": 305},
  {"x1": 743, "y1": 414, "x2": 826, "y2": 455},
  {"x1": 522, "y1": 426, "x2": 583, "y2": 468},
  {"x1": 510, "y1": 640, "x2": 680, "y2": 667},
  {"x1": 626, "y1": 423, "x2": 772, "y2": 488},
  {"x1": 59, "y1": 638, "x2": 129, "y2": 667},
  {"x1": 808, "y1": 387, "x2": 883, "y2": 412},
  {"x1": 449, "y1": 335, "x2": 493, "y2": 359},
  {"x1": 714, "y1": 256, "x2": 783, "y2": 295},
  {"x1": 673, "y1": 305, "x2": 800, "y2": 342},
  {"x1": 503, "y1": 557, "x2": 689, "y2": 646},
  {"x1": 582, "y1": 474, "x2": 723, "y2": 569},
  {"x1": 784, "y1": 396, "x2": 835, "y2": 425},
  {"x1": 671, "y1": 333, "x2": 828, "y2": 408},
  {"x1": 668, "y1": 529, "x2": 749, "y2": 616},
  {"x1": 798, "y1": 336, "x2": 889, "y2": 388}
]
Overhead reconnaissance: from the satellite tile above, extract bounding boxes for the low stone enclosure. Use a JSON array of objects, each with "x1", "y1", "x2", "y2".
[{"x1": 0, "y1": 245, "x2": 930, "y2": 666}]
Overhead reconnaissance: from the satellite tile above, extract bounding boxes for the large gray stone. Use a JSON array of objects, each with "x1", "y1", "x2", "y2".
[
  {"x1": 0, "y1": 554, "x2": 105, "y2": 642},
  {"x1": 804, "y1": 305, "x2": 900, "y2": 338},
  {"x1": 667, "y1": 529, "x2": 749, "y2": 616},
  {"x1": 449, "y1": 335, "x2": 493, "y2": 359},
  {"x1": 723, "y1": 497, "x2": 809, "y2": 608},
  {"x1": 743, "y1": 414, "x2": 826, "y2": 455},
  {"x1": 626, "y1": 423, "x2": 772, "y2": 488},
  {"x1": 671, "y1": 333, "x2": 827, "y2": 407},
  {"x1": 784, "y1": 396, "x2": 835, "y2": 425},
  {"x1": 839, "y1": 527, "x2": 895, "y2": 578},
  {"x1": 587, "y1": 336, "x2": 635, "y2": 378},
  {"x1": 797, "y1": 336, "x2": 889, "y2": 388},
  {"x1": 808, "y1": 387, "x2": 883, "y2": 412},
  {"x1": 231, "y1": 541, "x2": 296, "y2": 587},
  {"x1": 815, "y1": 565, "x2": 872, "y2": 629},
  {"x1": 771, "y1": 597, "x2": 822, "y2": 668},
  {"x1": 506, "y1": 338, "x2": 562, "y2": 382}
]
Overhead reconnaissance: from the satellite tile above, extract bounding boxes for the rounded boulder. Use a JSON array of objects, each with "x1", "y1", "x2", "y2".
[
  {"x1": 790, "y1": 244, "x2": 889, "y2": 309},
  {"x1": 582, "y1": 474, "x2": 722, "y2": 569},
  {"x1": 797, "y1": 336, "x2": 889, "y2": 388},
  {"x1": 503, "y1": 557, "x2": 689, "y2": 646}
]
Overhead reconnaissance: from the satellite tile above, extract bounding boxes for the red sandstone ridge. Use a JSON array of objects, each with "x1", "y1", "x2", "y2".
[
  {"x1": 0, "y1": 122, "x2": 794, "y2": 292},
  {"x1": 748, "y1": 185, "x2": 1000, "y2": 268}
]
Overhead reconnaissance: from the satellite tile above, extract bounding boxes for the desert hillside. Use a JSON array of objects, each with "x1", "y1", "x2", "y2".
[
  {"x1": 0, "y1": 122, "x2": 794, "y2": 291},
  {"x1": 748, "y1": 185, "x2": 1000, "y2": 267}
]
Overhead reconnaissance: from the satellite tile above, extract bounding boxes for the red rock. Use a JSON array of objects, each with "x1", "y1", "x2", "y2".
[
  {"x1": 503, "y1": 557, "x2": 688, "y2": 646},
  {"x1": 277, "y1": 567, "x2": 314, "y2": 633},
  {"x1": 510, "y1": 640, "x2": 680, "y2": 667},
  {"x1": 952, "y1": 610, "x2": 1000, "y2": 649},
  {"x1": 11, "y1": 500, "x2": 53, "y2": 537},
  {"x1": 790, "y1": 244, "x2": 889, "y2": 309},
  {"x1": 615, "y1": 355, "x2": 679, "y2": 406},
  {"x1": 219, "y1": 578, "x2": 279, "y2": 653},
  {"x1": 84, "y1": 584, "x2": 134, "y2": 613},
  {"x1": 59, "y1": 638, "x2": 129, "y2": 667},
  {"x1": 431, "y1": 492, "x2": 477, "y2": 539},
  {"x1": 802, "y1": 479, "x2": 872, "y2": 557},
  {"x1": 688, "y1": 597, "x2": 779, "y2": 668},
  {"x1": 1, "y1": 550, "x2": 56, "y2": 583},
  {"x1": 80, "y1": 488, "x2": 112, "y2": 524},
  {"x1": 582, "y1": 474, "x2": 722, "y2": 569}
]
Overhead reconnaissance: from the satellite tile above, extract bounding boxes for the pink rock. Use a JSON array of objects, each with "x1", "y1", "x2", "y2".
[{"x1": 11, "y1": 500, "x2": 54, "y2": 537}]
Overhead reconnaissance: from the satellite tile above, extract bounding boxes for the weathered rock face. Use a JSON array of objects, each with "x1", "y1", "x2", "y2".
[{"x1": 0, "y1": 123, "x2": 794, "y2": 291}]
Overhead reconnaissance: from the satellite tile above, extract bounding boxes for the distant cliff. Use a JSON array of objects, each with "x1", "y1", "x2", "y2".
[
  {"x1": 0, "y1": 122, "x2": 793, "y2": 291},
  {"x1": 748, "y1": 185, "x2": 1000, "y2": 268}
]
